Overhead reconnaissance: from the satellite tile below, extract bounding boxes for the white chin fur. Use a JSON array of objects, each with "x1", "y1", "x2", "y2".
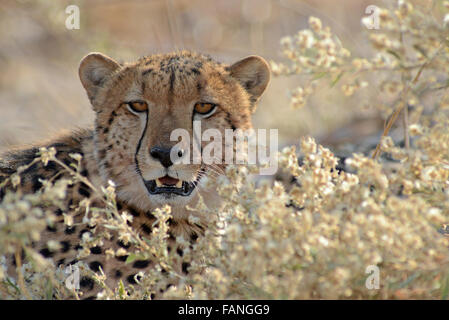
[{"x1": 149, "y1": 190, "x2": 196, "y2": 206}]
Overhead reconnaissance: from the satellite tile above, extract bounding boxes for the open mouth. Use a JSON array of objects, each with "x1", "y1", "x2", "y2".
[{"x1": 144, "y1": 175, "x2": 198, "y2": 196}]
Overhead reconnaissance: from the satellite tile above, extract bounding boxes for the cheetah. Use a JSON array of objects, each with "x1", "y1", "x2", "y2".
[{"x1": 0, "y1": 51, "x2": 270, "y2": 299}]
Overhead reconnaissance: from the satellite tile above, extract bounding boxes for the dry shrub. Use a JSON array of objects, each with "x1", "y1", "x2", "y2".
[{"x1": 1, "y1": 0, "x2": 449, "y2": 299}]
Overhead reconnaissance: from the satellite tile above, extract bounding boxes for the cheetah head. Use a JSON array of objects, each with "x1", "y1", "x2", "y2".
[{"x1": 78, "y1": 51, "x2": 270, "y2": 216}]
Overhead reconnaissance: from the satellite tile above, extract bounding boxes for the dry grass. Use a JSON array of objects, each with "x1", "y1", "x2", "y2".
[{"x1": 1, "y1": 0, "x2": 449, "y2": 299}]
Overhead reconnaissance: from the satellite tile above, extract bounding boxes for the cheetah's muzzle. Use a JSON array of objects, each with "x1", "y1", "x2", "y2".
[{"x1": 144, "y1": 175, "x2": 198, "y2": 196}]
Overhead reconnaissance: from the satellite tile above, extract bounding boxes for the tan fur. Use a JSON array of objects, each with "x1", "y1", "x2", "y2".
[{"x1": 0, "y1": 50, "x2": 270, "y2": 299}]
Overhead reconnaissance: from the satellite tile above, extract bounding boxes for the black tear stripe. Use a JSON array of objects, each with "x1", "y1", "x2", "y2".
[{"x1": 134, "y1": 110, "x2": 149, "y2": 178}]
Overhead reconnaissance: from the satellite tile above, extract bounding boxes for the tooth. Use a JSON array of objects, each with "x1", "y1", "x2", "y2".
[
  {"x1": 156, "y1": 179, "x2": 162, "y2": 187},
  {"x1": 175, "y1": 180, "x2": 182, "y2": 188}
]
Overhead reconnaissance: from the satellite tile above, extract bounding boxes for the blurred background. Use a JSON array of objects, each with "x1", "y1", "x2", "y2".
[{"x1": 0, "y1": 0, "x2": 384, "y2": 153}]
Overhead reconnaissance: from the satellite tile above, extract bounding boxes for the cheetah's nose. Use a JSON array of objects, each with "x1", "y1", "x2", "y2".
[
  {"x1": 150, "y1": 146, "x2": 185, "y2": 168},
  {"x1": 150, "y1": 146, "x2": 173, "y2": 168},
  {"x1": 150, "y1": 146, "x2": 185, "y2": 167}
]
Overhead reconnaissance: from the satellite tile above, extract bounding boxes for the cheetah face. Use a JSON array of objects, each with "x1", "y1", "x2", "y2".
[{"x1": 79, "y1": 51, "x2": 270, "y2": 214}]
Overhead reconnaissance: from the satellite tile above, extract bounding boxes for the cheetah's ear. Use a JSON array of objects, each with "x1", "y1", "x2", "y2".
[
  {"x1": 79, "y1": 52, "x2": 121, "y2": 102},
  {"x1": 230, "y1": 55, "x2": 270, "y2": 108}
]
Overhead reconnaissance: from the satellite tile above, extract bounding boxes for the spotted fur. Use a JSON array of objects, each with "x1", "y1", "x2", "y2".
[{"x1": 0, "y1": 50, "x2": 270, "y2": 299}]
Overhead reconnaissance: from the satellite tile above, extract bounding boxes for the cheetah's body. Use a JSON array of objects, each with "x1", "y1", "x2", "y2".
[{"x1": 0, "y1": 51, "x2": 270, "y2": 299}]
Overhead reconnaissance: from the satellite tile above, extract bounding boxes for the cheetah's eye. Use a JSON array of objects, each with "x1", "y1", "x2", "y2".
[
  {"x1": 126, "y1": 101, "x2": 148, "y2": 113},
  {"x1": 194, "y1": 102, "x2": 217, "y2": 117}
]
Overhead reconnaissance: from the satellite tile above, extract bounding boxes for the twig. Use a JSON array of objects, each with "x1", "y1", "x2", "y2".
[
  {"x1": 372, "y1": 42, "x2": 444, "y2": 159},
  {"x1": 15, "y1": 246, "x2": 32, "y2": 300},
  {"x1": 400, "y1": 31, "x2": 410, "y2": 151},
  {"x1": 403, "y1": 102, "x2": 410, "y2": 150}
]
